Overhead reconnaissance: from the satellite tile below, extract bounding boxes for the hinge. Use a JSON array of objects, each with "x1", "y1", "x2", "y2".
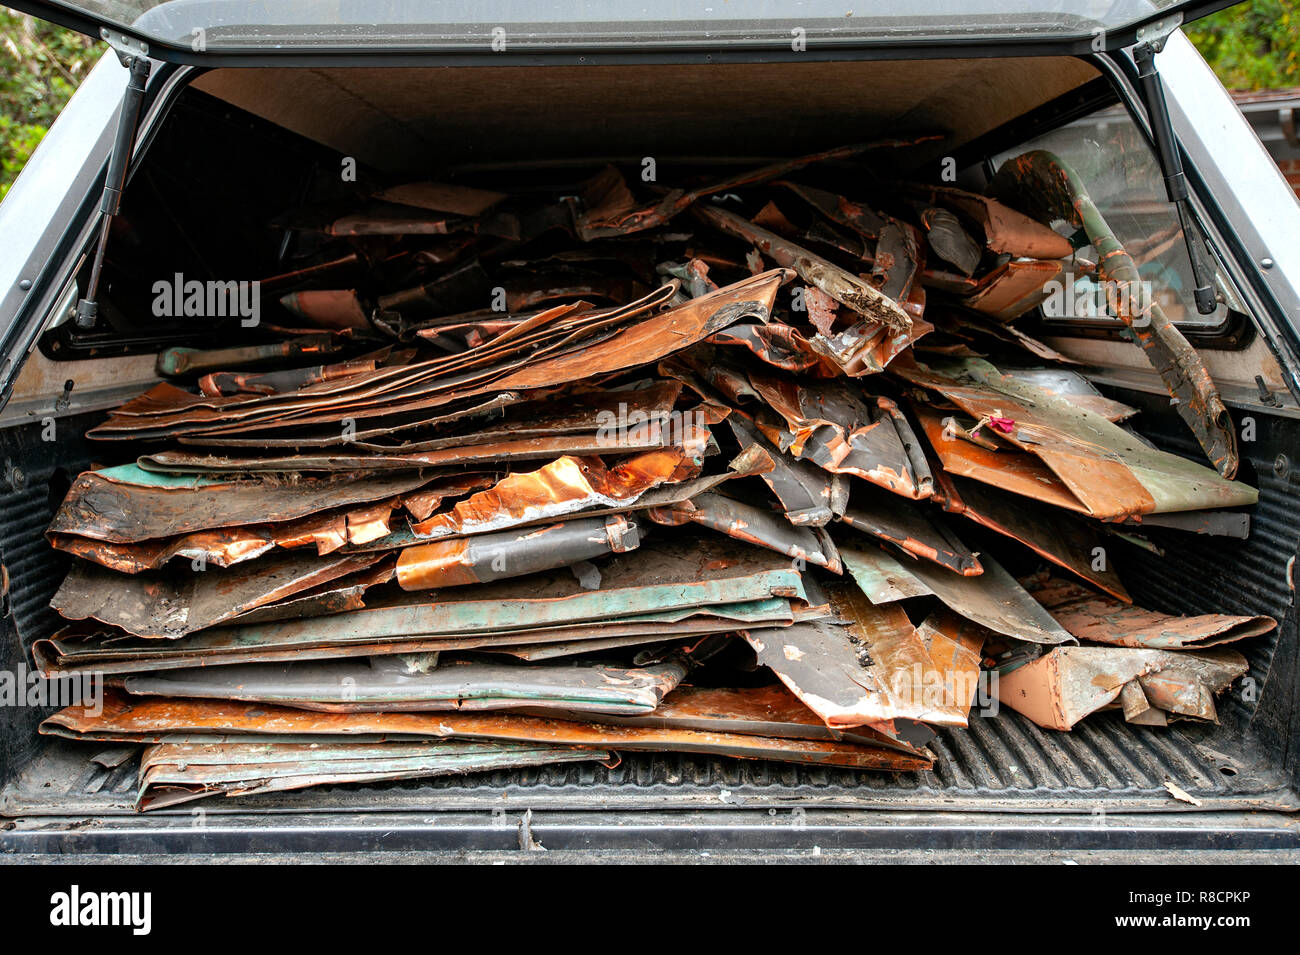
[{"x1": 1133, "y1": 12, "x2": 1184, "y2": 53}]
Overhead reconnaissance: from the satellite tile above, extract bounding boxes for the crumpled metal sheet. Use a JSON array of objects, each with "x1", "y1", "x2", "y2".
[
  {"x1": 647, "y1": 492, "x2": 842, "y2": 574},
  {"x1": 915, "y1": 610, "x2": 988, "y2": 726},
  {"x1": 48, "y1": 471, "x2": 497, "y2": 572},
  {"x1": 774, "y1": 180, "x2": 884, "y2": 240},
  {"x1": 725, "y1": 413, "x2": 838, "y2": 526},
  {"x1": 121, "y1": 657, "x2": 690, "y2": 716},
  {"x1": 994, "y1": 645, "x2": 1248, "y2": 730},
  {"x1": 838, "y1": 479, "x2": 982, "y2": 576},
  {"x1": 396, "y1": 514, "x2": 640, "y2": 590},
  {"x1": 48, "y1": 463, "x2": 437, "y2": 544},
  {"x1": 695, "y1": 205, "x2": 912, "y2": 336},
  {"x1": 749, "y1": 372, "x2": 932, "y2": 499},
  {"x1": 84, "y1": 273, "x2": 789, "y2": 445},
  {"x1": 990, "y1": 150, "x2": 1239, "y2": 478},
  {"x1": 840, "y1": 544, "x2": 1075, "y2": 646},
  {"x1": 50, "y1": 552, "x2": 392, "y2": 639},
  {"x1": 44, "y1": 688, "x2": 934, "y2": 772},
  {"x1": 904, "y1": 182, "x2": 1075, "y2": 260},
  {"x1": 408, "y1": 448, "x2": 701, "y2": 540},
  {"x1": 577, "y1": 683, "x2": 925, "y2": 757},
  {"x1": 136, "y1": 738, "x2": 604, "y2": 811},
  {"x1": 896, "y1": 355, "x2": 1257, "y2": 519},
  {"x1": 961, "y1": 258, "x2": 1067, "y2": 322},
  {"x1": 1029, "y1": 578, "x2": 1275, "y2": 649},
  {"x1": 707, "y1": 322, "x2": 840, "y2": 377},
  {"x1": 743, "y1": 578, "x2": 974, "y2": 729},
  {"x1": 344, "y1": 446, "x2": 770, "y2": 554},
  {"x1": 934, "y1": 471, "x2": 1130, "y2": 603}
]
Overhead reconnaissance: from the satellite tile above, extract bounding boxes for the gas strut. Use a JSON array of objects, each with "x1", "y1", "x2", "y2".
[
  {"x1": 73, "y1": 32, "x2": 153, "y2": 329},
  {"x1": 1132, "y1": 39, "x2": 1218, "y2": 315}
]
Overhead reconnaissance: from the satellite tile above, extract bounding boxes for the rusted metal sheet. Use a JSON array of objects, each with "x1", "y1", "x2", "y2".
[
  {"x1": 774, "y1": 180, "x2": 884, "y2": 240},
  {"x1": 396, "y1": 515, "x2": 640, "y2": 590},
  {"x1": 50, "y1": 552, "x2": 391, "y2": 639},
  {"x1": 37, "y1": 539, "x2": 805, "y2": 672},
  {"x1": 838, "y1": 481, "x2": 982, "y2": 576},
  {"x1": 695, "y1": 205, "x2": 912, "y2": 335},
  {"x1": 707, "y1": 323, "x2": 839, "y2": 376},
  {"x1": 961, "y1": 258, "x2": 1067, "y2": 322},
  {"x1": 138, "y1": 426, "x2": 673, "y2": 474},
  {"x1": 749, "y1": 372, "x2": 932, "y2": 499},
  {"x1": 895, "y1": 355, "x2": 1257, "y2": 519},
  {"x1": 871, "y1": 217, "x2": 923, "y2": 303},
  {"x1": 994, "y1": 645, "x2": 1248, "y2": 730},
  {"x1": 915, "y1": 610, "x2": 987, "y2": 726},
  {"x1": 48, "y1": 464, "x2": 435, "y2": 544},
  {"x1": 743, "y1": 578, "x2": 973, "y2": 729},
  {"x1": 912, "y1": 403, "x2": 1082, "y2": 514},
  {"x1": 44, "y1": 689, "x2": 934, "y2": 772},
  {"x1": 137, "y1": 738, "x2": 604, "y2": 811},
  {"x1": 990, "y1": 150, "x2": 1239, "y2": 478},
  {"x1": 905, "y1": 182, "x2": 1075, "y2": 260},
  {"x1": 121, "y1": 657, "x2": 689, "y2": 716},
  {"x1": 1029, "y1": 577, "x2": 1275, "y2": 649},
  {"x1": 647, "y1": 492, "x2": 842, "y2": 573},
  {"x1": 1118, "y1": 510, "x2": 1251, "y2": 539},
  {"x1": 35, "y1": 598, "x2": 797, "y2": 676},
  {"x1": 408, "y1": 448, "x2": 700, "y2": 540},
  {"x1": 934, "y1": 471, "x2": 1131, "y2": 602},
  {"x1": 724, "y1": 413, "x2": 837, "y2": 526},
  {"x1": 46, "y1": 473, "x2": 500, "y2": 572},
  {"x1": 571, "y1": 683, "x2": 925, "y2": 756},
  {"x1": 83, "y1": 274, "x2": 787, "y2": 445},
  {"x1": 993, "y1": 368, "x2": 1138, "y2": 422},
  {"x1": 840, "y1": 544, "x2": 1075, "y2": 646}
]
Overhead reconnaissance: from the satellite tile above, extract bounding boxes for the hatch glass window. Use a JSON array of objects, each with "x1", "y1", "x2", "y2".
[{"x1": 995, "y1": 102, "x2": 1240, "y2": 329}]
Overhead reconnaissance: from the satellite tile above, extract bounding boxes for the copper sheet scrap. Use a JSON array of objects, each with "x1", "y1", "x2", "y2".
[
  {"x1": 743, "y1": 579, "x2": 971, "y2": 728},
  {"x1": 840, "y1": 544, "x2": 1075, "y2": 646},
  {"x1": 50, "y1": 551, "x2": 390, "y2": 639},
  {"x1": 895, "y1": 356, "x2": 1256, "y2": 520},
  {"x1": 44, "y1": 689, "x2": 933, "y2": 772},
  {"x1": 648, "y1": 492, "x2": 842, "y2": 573},
  {"x1": 995, "y1": 645, "x2": 1248, "y2": 730},
  {"x1": 410, "y1": 448, "x2": 700, "y2": 540},
  {"x1": 1029, "y1": 578, "x2": 1275, "y2": 649}
]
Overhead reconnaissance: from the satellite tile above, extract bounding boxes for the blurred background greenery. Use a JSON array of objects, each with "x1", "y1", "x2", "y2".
[{"x1": 1, "y1": 3, "x2": 1299, "y2": 198}]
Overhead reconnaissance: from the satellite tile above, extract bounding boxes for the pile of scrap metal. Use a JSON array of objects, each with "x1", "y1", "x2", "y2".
[{"x1": 38, "y1": 144, "x2": 1275, "y2": 810}]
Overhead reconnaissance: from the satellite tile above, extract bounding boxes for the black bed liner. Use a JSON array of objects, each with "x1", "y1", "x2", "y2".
[{"x1": 3, "y1": 395, "x2": 1300, "y2": 852}]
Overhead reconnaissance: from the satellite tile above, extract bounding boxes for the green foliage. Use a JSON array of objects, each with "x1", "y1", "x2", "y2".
[
  {"x1": 0, "y1": 11, "x2": 101, "y2": 200},
  {"x1": 1186, "y1": 0, "x2": 1300, "y2": 90}
]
